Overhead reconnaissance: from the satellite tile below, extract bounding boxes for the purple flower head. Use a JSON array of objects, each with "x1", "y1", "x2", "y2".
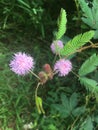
[
  {"x1": 54, "y1": 59, "x2": 72, "y2": 77},
  {"x1": 9, "y1": 52, "x2": 34, "y2": 75},
  {"x1": 50, "y1": 40, "x2": 64, "y2": 54}
]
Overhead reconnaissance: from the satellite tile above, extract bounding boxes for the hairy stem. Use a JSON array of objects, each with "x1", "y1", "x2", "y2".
[
  {"x1": 64, "y1": 42, "x2": 98, "y2": 58},
  {"x1": 35, "y1": 82, "x2": 41, "y2": 97},
  {"x1": 30, "y1": 70, "x2": 40, "y2": 80}
]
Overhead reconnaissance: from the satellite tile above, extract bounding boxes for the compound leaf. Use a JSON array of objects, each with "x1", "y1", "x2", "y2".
[
  {"x1": 79, "y1": 54, "x2": 98, "y2": 76},
  {"x1": 60, "y1": 31, "x2": 94, "y2": 56},
  {"x1": 56, "y1": 8, "x2": 67, "y2": 40},
  {"x1": 80, "y1": 77, "x2": 98, "y2": 93}
]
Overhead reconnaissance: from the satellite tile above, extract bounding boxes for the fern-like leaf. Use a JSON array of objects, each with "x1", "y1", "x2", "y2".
[
  {"x1": 78, "y1": 0, "x2": 94, "y2": 25},
  {"x1": 60, "y1": 31, "x2": 94, "y2": 56},
  {"x1": 78, "y1": 0, "x2": 98, "y2": 39},
  {"x1": 79, "y1": 54, "x2": 98, "y2": 76},
  {"x1": 78, "y1": 0, "x2": 98, "y2": 29},
  {"x1": 56, "y1": 8, "x2": 67, "y2": 40},
  {"x1": 80, "y1": 77, "x2": 98, "y2": 93}
]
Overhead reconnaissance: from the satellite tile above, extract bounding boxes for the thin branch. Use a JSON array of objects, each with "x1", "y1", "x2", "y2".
[
  {"x1": 70, "y1": 116, "x2": 80, "y2": 130},
  {"x1": 30, "y1": 70, "x2": 40, "y2": 80},
  {"x1": 35, "y1": 82, "x2": 41, "y2": 97},
  {"x1": 71, "y1": 70, "x2": 80, "y2": 78},
  {"x1": 77, "y1": 42, "x2": 98, "y2": 52},
  {"x1": 64, "y1": 42, "x2": 98, "y2": 58}
]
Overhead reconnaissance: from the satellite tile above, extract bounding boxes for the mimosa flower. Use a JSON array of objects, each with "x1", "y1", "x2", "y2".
[
  {"x1": 54, "y1": 59, "x2": 72, "y2": 76},
  {"x1": 9, "y1": 52, "x2": 34, "y2": 75},
  {"x1": 50, "y1": 40, "x2": 63, "y2": 54}
]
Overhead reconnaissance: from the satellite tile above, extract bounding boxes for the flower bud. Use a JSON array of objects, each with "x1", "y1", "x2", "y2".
[
  {"x1": 43, "y1": 64, "x2": 52, "y2": 73},
  {"x1": 43, "y1": 64, "x2": 54, "y2": 80},
  {"x1": 38, "y1": 71, "x2": 48, "y2": 84}
]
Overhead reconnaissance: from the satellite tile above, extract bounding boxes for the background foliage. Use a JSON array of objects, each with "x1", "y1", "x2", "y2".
[{"x1": 0, "y1": 0, "x2": 98, "y2": 130}]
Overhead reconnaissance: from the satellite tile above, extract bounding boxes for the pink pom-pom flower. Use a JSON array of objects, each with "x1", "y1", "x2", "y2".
[
  {"x1": 54, "y1": 59, "x2": 72, "y2": 77},
  {"x1": 50, "y1": 40, "x2": 64, "y2": 54},
  {"x1": 9, "y1": 52, "x2": 34, "y2": 75}
]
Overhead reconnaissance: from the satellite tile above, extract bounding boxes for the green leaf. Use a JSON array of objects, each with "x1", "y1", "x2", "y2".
[
  {"x1": 61, "y1": 93, "x2": 71, "y2": 116},
  {"x1": 48, "y1": 124, "x2": 57, "y2": 130},
  {"x1": 17, "y1": 0, "x2": 30, "y2": 8},
  {"x1": 78, "y1": 0, "x2": 98, "y2": 30},
  {"x1": 61, "y1": 93, "x2": 78, "y2": 111},
  {"x1": 52, "y1": 93, "x2": 78, "y2": 118},
  {"x1": 94, "y1": 30, "x2": 98, "y2": 39},
  {"x1": 69, "y1": 93, "x2": 78, "y2": 111},
  {"x1": 60, "y1": 31, "x2": 94, "y2": 56},
  {"x1": 61, "y1": 93, "x2": 69, "y2": 108},
  {"x1": 56, "y1": 8, "x2": 67, "y2": 40},
  {"x1": 5, "y1": 128, "x2": 13, "y2": 130},
  {"x1": 94, "y1": 116, "x2": 98, "y2": 123},
  {"x1": 72, "y1": 106, "x2": 86, "y2": 117},
  {"x1": 53, "y1": 104, "x2": 69, "y2": 118},
  {"x1": 79, "y1": 54, "x2": 98, "y2": 76},
  {"x1": 80, "y1": 116, "x2": 93, "y2": 130},
  {"x1": 78, "y1": 0, "x2": 94, "y2": 24},
  {"x1": 35, "y1": 96, "x2": 45, "y2": 114},
  {"x1": 78, "y1": 0, "x2": 98, "y2": 39},
  {"x1": 80, "y1": 77, "x2": 98, "y2": 93}
]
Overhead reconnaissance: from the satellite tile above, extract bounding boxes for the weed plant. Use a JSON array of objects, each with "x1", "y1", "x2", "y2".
[{"x1": 0, "y1": 1, "x2": 98, "y2": 130}]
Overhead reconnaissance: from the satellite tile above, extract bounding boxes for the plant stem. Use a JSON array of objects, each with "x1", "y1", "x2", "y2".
[
  {"x1": 71, "y1": 70, "x2": 80, "y2": 78},
  {"x1": 77, "y1": 42, "x2": 98, "y2": 52},
  {"x1": 64, "y1": 42, "x2": 98, "y2": 58},
  {"x1": 74, "y1": 0, "x2": 80, "y2": 20},
  {"x1": 30, "y1": 70, "x2": 40, "y2": 80},
  {"x1": 35, "y1": 82, "x2": 41, "y2": 97},
  {"x1": 70, "y1": 115, "x2": 80, "y2": 130}
]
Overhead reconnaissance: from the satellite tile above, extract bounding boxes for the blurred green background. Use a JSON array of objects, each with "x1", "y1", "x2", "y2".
[{"x1": 0, "y1": 0, "x2": 98, "y2": 130}]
